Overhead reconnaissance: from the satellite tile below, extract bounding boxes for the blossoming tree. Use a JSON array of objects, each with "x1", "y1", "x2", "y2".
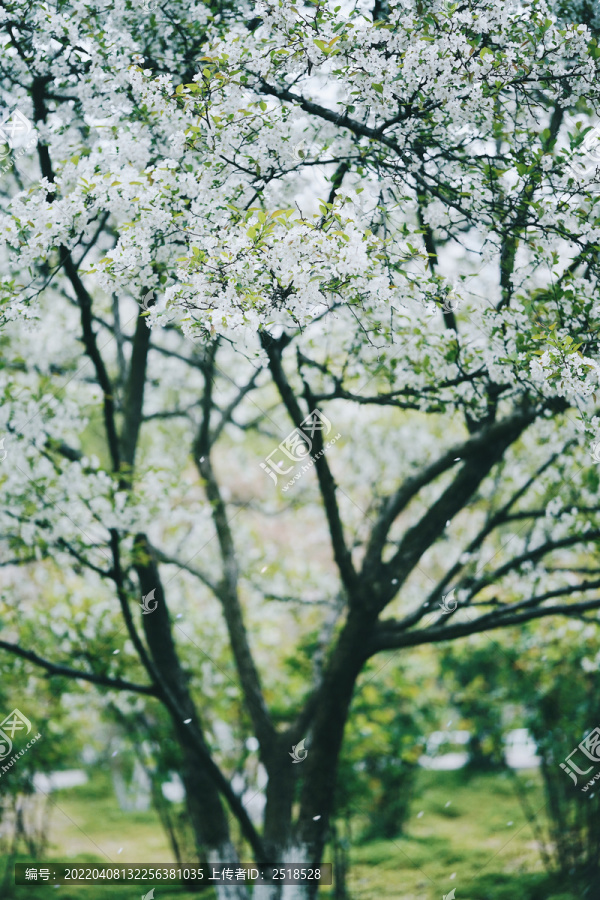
[{"x1": 1, "y1": 0, "x2": 600, "y2": 896}]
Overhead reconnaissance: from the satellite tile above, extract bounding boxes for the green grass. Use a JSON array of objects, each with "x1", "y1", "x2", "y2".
[
  {"x1": 0, "y1": 768, "x2": 587, "y2": 899},
  {"x1": 347, "y1": 769, "x2": 580, "y2": 900},
  {"x1": 11, "y1": 885, "x2": 208, "y2": 900},
  {"x1": 3, "y1": 771, "x2": 215, "y2": 899}
]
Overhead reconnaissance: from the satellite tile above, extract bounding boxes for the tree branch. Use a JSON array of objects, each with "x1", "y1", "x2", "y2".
[
  {"x1": 368, "y1": 596, "x2": 600, "y2": 655},
  {"x1": 131, "y1": 532, "x2": 269, "y2": 864},
  {"x1": 362, "y1": 406, "x2": 539, "y2": 588},
  {"x1": 261, "y1": 330, "x2": 358, "y2": 595},
  {"x1": 194, "y1": 343, "x2": 276, "y2": 754},
  {"x1": 150, "y1": 545, "x2": 221, "y2": 597},
  {"x1": 120, "y1": 296, "x2": 153, "y2": 475},
  {"x1": 415, "y1": 447, "x2": 569, "y2": 621},
  {"x1": 0, "y1": 640, "x2": 159, "y2": 695},
  {"x1": 376, "y1": 405, "x2": 539, "y2": 609}
]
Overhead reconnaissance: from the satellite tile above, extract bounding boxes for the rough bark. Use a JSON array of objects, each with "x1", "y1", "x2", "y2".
[{"x1": 133, "y1": 535, "x2": 249, "y2": 898}]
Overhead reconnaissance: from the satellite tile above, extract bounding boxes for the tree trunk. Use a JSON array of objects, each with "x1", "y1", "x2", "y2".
[
  {"x1": 262, "y1": 740, "x2": 295, "y2": 856},
  {"x1": 293, "y1": 606, "x2": 376, "y2": 880},
  {"x1": 206, "y1": 840, "x2": 251, "y2": 900},
  {"x1": 134, "y1": 537, "x2": 249, "y2": 899},
  {"x1": 280, "y1": 844, "x2": 318, "y2": 900},
  {"x1": 255, "y1": 609, "x2": 377, "y2": 900},
  {"x1": 332, "y1": 821, "x2": 350, "y2": 900},
  {"x1": 251, "y1": 843, "x2": 320, "y2": 900}
]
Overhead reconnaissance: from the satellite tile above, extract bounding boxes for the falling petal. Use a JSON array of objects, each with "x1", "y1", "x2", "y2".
[{"x1": 184, "y1": 718, "x2": 192, "y2": 724}]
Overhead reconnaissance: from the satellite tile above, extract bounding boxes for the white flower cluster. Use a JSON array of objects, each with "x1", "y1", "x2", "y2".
[{"x1": 530, "y1": 348, "x2": 600, "y2": 399}]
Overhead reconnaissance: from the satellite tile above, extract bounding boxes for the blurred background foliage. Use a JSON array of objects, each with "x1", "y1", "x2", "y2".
[{"x1": 3, "y1": 617, "x2": 600, "y2": 898}]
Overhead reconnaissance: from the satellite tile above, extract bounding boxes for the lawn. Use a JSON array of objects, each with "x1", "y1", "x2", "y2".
[
  {"x1": 2, "y1": 768, "x2": 581, "y2": 899},
  {"x1": 348, "y1": 769, "x2": 579, "y2": 900}
]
